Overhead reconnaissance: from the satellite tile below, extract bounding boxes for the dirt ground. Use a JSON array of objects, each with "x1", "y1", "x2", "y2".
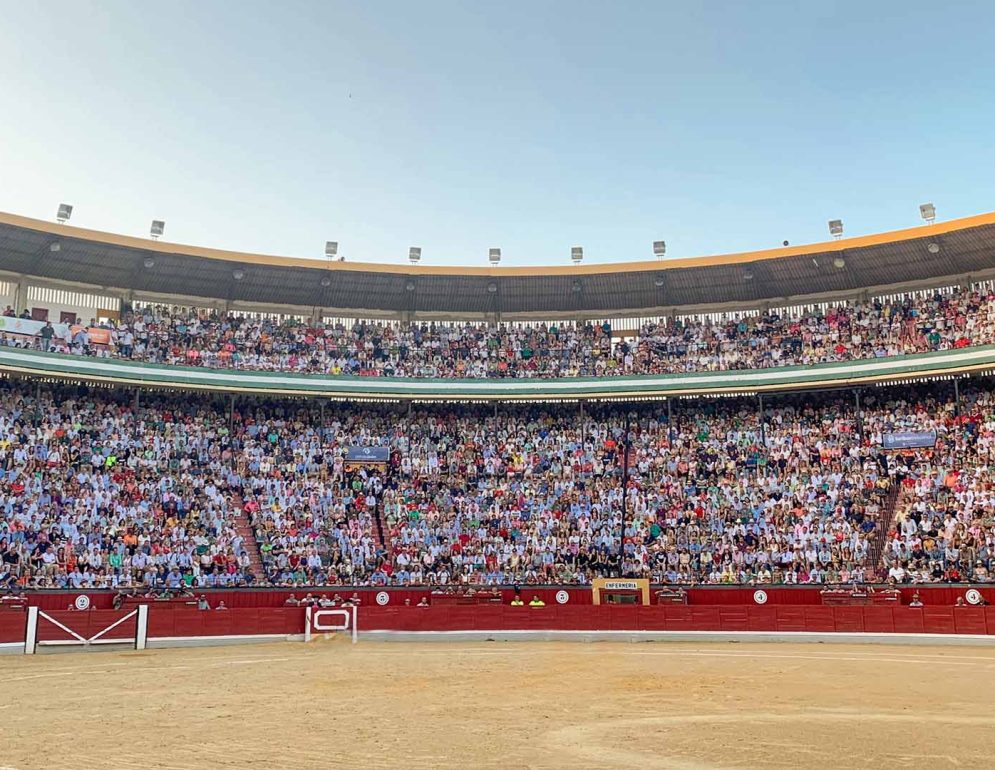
[{"x1": 1, "y1": 640, "x2": 994, "y2": 769}]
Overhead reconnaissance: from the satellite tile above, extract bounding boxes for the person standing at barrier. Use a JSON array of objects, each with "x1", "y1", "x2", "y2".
[{"x1": 529, "y1": 596, "x2": 545, "y2": 607}]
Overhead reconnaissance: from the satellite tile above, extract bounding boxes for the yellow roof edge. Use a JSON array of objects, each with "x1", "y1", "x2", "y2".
[{"x1": 2, "y1": 208, "x2": 992, "y2": 277}]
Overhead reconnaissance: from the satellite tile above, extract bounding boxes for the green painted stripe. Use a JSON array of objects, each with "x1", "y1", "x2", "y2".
[{"x1": 0, "y1": 346, "x2": 991, "y2": 399}]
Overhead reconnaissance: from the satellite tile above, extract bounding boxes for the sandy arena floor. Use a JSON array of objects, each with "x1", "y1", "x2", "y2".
[{"x1": 1, "y1": 640, "x2": 995, "y2": 769}]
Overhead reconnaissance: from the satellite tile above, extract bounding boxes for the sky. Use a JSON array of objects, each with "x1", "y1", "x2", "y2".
[{"x1": 0, "y1": 0, "x2": 993, "y2": 267}]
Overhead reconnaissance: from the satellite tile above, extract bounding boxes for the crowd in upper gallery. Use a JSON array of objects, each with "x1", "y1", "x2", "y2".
[{"x1": 1, "y1": 284, "x2": 991, "y2": 378}]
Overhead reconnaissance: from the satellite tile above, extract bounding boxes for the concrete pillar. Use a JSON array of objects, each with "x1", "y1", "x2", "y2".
[{"x1": 12, "y1": 276, "x2": 28, "y2": 315}]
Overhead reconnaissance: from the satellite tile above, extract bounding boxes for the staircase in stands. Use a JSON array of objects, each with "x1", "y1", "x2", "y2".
[
  {"x1": 866, "y1": 484, "x2": 903, "y2": 580},
  {"x1": 231, "y1": 492, "x2": 267, "y2": 581},
  {"x1": 373, "y1": 500, "x2": 387, "y2": 550}
]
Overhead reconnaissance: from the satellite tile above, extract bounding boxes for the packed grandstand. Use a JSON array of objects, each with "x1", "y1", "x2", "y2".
[
  {"x1": 1, "y1": 211, "x2": 994, "y2": 593},
  {"x1": 1, "y1": 286, "x2": 991, "y2": 377}
]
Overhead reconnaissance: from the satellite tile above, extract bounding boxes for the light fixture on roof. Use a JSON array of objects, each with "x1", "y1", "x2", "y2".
[
  {"x1": 489, "y1": 248, "x2": 501, "y2": 266},
  {"x1": 743, "y1": 268, "x2": 755, "y2": 281},
  {"x1": 49, "y1": 242, "x2": 61, "y2": 253},
  {"x1": 833, "y1": 257, "x2": 846, "y2": 269},
  {"x1": 654, "y1": 274, "x2": 665, "y2": 288},
  {"x1": 486, "y1": 281, "x2": 498, "y2": 293},
  {"x1": 320, "y1": 275, "x2": 331, "y2": 287},
  {"x1": 920, "y1": 203, "x2": 936, "y2": 224},
  {"x1": 571, "y1": 246, "x2": 583, "y2": 264},
  {"x1": 325, "y1": 241, "x2": 338, "y2": 260},
  {"x1": 56, "y1": 203, "x2": 73, "y2": 223},
  {"x1": 232, "y1": 268, "x2": 245, "y2": 281},
  {"x1": 150, "y1": 220, "x2": 165, "y2": 240},
  {"x1": 653, "y1": 241, "x2": 666, "y2": 259},
  {"x1": 928, "y1": 242, "x2": 941, "y2": 254},
  {"x1": 571, "y1": 279, "x2": 582, "y2": 293},
  {"x1": 828, "y1": 219, "x2": 844, "y2": 239},
  {"x1": 782, "y1": 240, "x2": 789, "y2": 247},
  {"x1": 409, "y1": 247, "x2": 421, "y2": 264},
  {"x1": 405, "y1": 281, "x2": 416, "y2": 292},
  {"x1": 143, "y1": 257, "x2": 155, "y2": 269}
]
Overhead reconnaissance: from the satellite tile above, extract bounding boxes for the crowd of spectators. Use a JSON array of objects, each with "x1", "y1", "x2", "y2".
[
  {"x1": 0, "y1": 384, "x2": 254, "y2": 590},
  {"x1": 878, "y1": 387, "x2": 995, "y2": 584},
  {"x1": 374, "y1": 397, "x2": 891, "y2": 587},
  {"x1": 8, "y1": 378, "x2": 993, "y2": 590},
  {"x1": 6, "y1": 285, "x2": 994, "y2": 378}
]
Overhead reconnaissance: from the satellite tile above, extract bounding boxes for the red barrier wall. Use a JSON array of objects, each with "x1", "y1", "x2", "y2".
[
  {"x1": 8, "y1": 584, "x2": 995, "y2": 612},
  {"x1": 0, "y1": 612, "x2": 25, "y2": 643},
  {"x1": 146, "y1": 607, "x2": 304, "y2": 639},
  {"x1": 356, "y1": 605, "x2": 995, "y2": 635},
  {"x1": 6, "y1": 604, "x2": 995, "y2": 650}
]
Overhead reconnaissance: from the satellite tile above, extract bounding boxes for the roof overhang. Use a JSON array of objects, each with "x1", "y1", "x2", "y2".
[{"x1": 1, "y1": 210, "x2": 994, "y2": 316}]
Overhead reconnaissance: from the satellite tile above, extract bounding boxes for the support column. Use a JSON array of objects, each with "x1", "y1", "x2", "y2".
[
  {"x1": 13, "y1": 276, "x2": 28, "y2": 316},
  {"x1": 228, "y1": 393, "x2": 235, "y2": 434},
  {"x1": 758, "y1": 394, "x2": 767, "y2": 447},
  {"x1": 619, "y1": 410, "x2": 631, "y2": 577},
  {"x1": 954, "y1": 378, "x2": 961, "y2": 417},
  {"x1": 855, "y1": 389, "x2": 863, "y2": 440}
]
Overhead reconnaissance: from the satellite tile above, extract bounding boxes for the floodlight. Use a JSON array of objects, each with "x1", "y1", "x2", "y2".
[
  {"x1": 828, "y1": 220, "x2": 844, "y2": 239},
  {"x1": 920, "y1": 203, "x2": 936, "y2": 224},
  {"x1": 409, "y1": 247, "x2": 421, "y2": 264},
  {"x1": 150, "y1": 220, "x2": 165, "y2": 239},
  {"x1": 489, "y1": 248, "x2": 501, "y2": 265},
  {"x1": 325, "y1": 241, "x2": 338, "y2": 259},
  {"x1": 56, "y1": 203, "x2": 73, "y2": 223},
  {"x1": 653, "y1": 241, "x2": 666, "y2": 259},
  {"x1": 571, "y1": 247, "x2": 583, "y2": 264}
]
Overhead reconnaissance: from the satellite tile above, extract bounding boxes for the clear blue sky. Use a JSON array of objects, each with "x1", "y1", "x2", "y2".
[{"x1": 0, "y1": 1, "x2": 992, "y2": 266}]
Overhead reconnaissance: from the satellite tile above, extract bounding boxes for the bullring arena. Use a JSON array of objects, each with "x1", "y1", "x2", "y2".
[
  {"x1": 4, "y1": 588, "x2": 995, "y2": 769},
  {"x1": 5, "y1": 191, "x2": 995, "y2": 770},
  {"x1": 3, "y1": 636, "x2": 995, "y2": 769}
]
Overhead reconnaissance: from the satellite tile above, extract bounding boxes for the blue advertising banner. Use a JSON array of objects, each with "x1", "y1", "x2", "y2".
[
  {"x1": 882, "y1": 431, "x2": 937, "y2": 450},
  {"x1": 345, "y1": 446, "x2": 390, "y2": 463}
]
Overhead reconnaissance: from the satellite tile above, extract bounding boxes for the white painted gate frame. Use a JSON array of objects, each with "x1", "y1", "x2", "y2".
[
  {"x1": 24, "y1": 605, "x2": 148, "y2": 654},
  {"x1": 304, "y1": 605, "x2": 357, "y2": 644}
]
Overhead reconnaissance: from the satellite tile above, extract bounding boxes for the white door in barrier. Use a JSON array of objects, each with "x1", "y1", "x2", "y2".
[
  {"x1": 24, "y1": 605, "x2": 149, "y2": 654},
  {"x1": 304, "y1": 606, "x2": 357, "y2": 644}
]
